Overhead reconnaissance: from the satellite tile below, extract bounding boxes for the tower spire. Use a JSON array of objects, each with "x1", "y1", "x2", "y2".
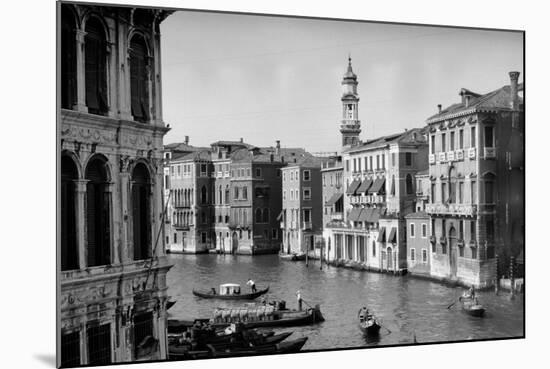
[{"x1": 340, "y1": 56, "x2": 361, "y2": 148}]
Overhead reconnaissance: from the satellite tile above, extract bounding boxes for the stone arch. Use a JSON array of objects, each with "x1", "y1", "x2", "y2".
[
  {"x1": 61, "y1": 153, "x2": 79, "y2": 271},
  {"x1": 61, "y1": 150, "x2": 83, "y2": 179},
  {"x1": 83, "y1": 14, "x2": 110, "y2": 115}
]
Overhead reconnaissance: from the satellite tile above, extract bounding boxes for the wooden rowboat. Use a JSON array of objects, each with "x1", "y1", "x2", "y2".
[
  {"x1": 279, "y1": 252, "x2": 306, "y2": 261},
  {"x1": 459, "y1": 295, "x2": 485, "y2": 317},
  {"x1": 357, "y1": 307, "x2": 381, "y2": 336}
]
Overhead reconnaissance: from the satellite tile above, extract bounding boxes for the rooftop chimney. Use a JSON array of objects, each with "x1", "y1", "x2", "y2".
[
  {"x1": 184, "y1": 135, "x2": 189, "y2": 145},
  {"x1": 240, "y1": 137, "x2": 243, "y2": 143},
  {"x1": 509, "y1": 71, "x2": 520, "y2": 110},
  {"x1": 437, "y1": 104, "x2": 442, "y2": 113},
  {"x1": 275, "y1": 140, "x2": 281, "y2": 155},
  {"x1": 270, "y1": 154, "x2": 274, "y2": 162}
]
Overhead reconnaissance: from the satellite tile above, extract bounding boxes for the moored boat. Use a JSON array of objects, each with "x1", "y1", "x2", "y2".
[
  {"x1": 357, "y1": 307, "x2": 381, "y2": 336},
  {"x1": 166, "y1": 299, "x2": 176, "y2": 310},
  {"x1": 279, "y1": 252, "x2": 306, "y2": 261},
  {"x1": 211, "y1": 300, "x2": 324, "y2": 328},
  {"x1": 192, "y1": 283, "x2": 269, "y2": 300}
]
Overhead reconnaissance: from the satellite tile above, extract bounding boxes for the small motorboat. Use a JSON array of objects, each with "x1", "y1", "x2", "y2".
[
  {"x1": 192, "y1": 283, "x2": 269, "y2": 300},
  {"x1": 357, "y1": 307, "x2": 381, "y2": 336},
  {"x1": 459, "y1": 294, "x2": 485, "y2": 317}
]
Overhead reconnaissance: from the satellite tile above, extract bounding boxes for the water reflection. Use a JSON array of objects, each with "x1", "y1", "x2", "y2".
[{"x1": 166, "y1": 254, "x2": 524, "y2": 350}]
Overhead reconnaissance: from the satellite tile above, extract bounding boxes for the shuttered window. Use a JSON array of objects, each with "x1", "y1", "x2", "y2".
[
  {"x1": 130, "y1": 35, "x2": 150, "y2": 123},
  {"x1": 85, "y1": 18, "x2": 108, "y2": 115}
]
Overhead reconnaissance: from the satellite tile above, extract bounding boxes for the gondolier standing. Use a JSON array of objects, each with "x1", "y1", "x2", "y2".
[
  {"x1": 296, "y1": 290, "x2": 302, "y2": 311},
  {"x1": 247, "y1": 278, "x2": 257, "y2": 293}
]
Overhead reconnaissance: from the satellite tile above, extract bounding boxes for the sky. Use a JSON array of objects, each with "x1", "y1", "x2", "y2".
[{"x1": 160, "y1": 10, "x2": 523, "y2": 153}]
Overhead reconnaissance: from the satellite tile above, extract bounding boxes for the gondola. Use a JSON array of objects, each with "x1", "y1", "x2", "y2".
[
  {"x1": 192, "y1": 283, "x2": 269, "y2": 300},
  {"x1": 459, "y1": 295, "x2": 485, "y2": 317},
  {"x1": 357, "y1": 307, "x2": 381, "y2": 336}
]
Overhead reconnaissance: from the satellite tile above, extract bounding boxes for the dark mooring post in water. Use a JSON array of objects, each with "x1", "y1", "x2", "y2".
[
  {"x1": 509, "y1": 256, "x2": 516, "y2": 299},
  {"x1": 494, "y1": 254, "x2": 500, "y2": 295}
]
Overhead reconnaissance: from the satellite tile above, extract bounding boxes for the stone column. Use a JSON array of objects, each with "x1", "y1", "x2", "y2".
[
  {"x1": 79, "y1": 322, "x2": 88, "y2": 365},
  {"x1": 74, "y1": 29, "x2": 87, "y2": 113},
  {"x1": 119, "y1": 171, "x2": 131, "y2": 263},
  {"x1": 105, "y1": 181, "x2": 119, "y2": 265},
  {"x1": 74, "y1": 180, "x2": 88, "y2": 269}
]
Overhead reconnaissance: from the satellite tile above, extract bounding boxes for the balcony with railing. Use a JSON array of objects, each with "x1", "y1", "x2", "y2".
[
  {"x1": 228, "y1": 220, "x2": 252, "y2": 229},
  {"x1": 438, "y1": 152, "x2": 446, "y2": 163},
  {"x1": 455, "y1": 149, "x2": 464, "y2": 161},
  {"x1": 425, "y1": 203, "x2": 477, "y2": 216},
  {"x1": 468, "y1": 147, "x2": 476, "y2": 159},
  {"x1": 174, "y1": 223, "x2": 191, "y2": 230},
  {"x1": 447, "y1": 151, "x2": 455, "y2": 161},
  {"x1": 484, "y1": 147, "x2": 496, "y2": 159},
  {"x1": 331, "y1": 213, "x2": 343, "y2": 221},
  {"x1": 302, "y1": 221, "x2": 312, "y2": 230},
  {"x1": 429, "y1": 154, "x2": 436, "y2": 164}
]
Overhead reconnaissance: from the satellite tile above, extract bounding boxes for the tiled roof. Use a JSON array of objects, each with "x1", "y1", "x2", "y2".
[
  {"x1": 404, "y1": 211, "x2": 430, "y2": 219},
  {"x1": 171, "y1": 149, "x2": 212, "y2": 162},
  {"x1": 164, "y1": 142, "x2": 208, "y2": 153},
  {"x1": 229, "y1": 147, "x2": 313, "y2": 164},
  {"x1": 345, "y1": 128, "x2": 427, "y2": 154},
  {"x1": 210, "y1": 140, "x2": 256, "y2": 150},
  {"x1": 426, "y1": 84, "x2": 524, "y2": 123}
]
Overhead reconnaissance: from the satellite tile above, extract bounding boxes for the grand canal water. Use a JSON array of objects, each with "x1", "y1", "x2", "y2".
[{"x1": 166, "y1": 253, "x2": 523, "y2": 350}]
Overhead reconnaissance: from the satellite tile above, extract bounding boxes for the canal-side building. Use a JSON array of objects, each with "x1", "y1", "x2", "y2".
[
  {"x1": 425, "y1": 71, "x2": 524, "y2": 288},
  {"x1": 167, "y1": 149, "x2": 215, "y2": 253},
  {"x1": 229, "y1": 144, "x2": 311, "y2": 254},
  {"x1": 211, "y1": 139, "x2": 255, "y2": 253},
  {"x1": 280, "y1": 156, "x2": 324, "y2": 254},
  {"x1": 59, "y1": 3, "x2": 172, "y2": 366},
  {"x1": 323, "y1": 57, "x2": 429, "y2": 272},
  {"x1": 322, "y1": 156, "x2": 344, "y2": 228},
  {"x1": 405, "y1": 211, "x2": 431, "y2": 277}
]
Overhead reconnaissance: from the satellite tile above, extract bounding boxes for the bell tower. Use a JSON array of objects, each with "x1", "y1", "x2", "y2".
[{"x1": 340, "y1": 56, "x2": 361, "y2": 148}]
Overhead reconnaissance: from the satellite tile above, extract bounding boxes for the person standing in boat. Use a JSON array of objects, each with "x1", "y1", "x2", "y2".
[
  {"x1": 468, "y1": 285, "x2": 476, "y2": 300},
  {"x1": 296, "y1": 290, "x2": 303, "y2": 311},
  {"x1": 247, "y1": 278, "x2": 257, "y2": 293}
]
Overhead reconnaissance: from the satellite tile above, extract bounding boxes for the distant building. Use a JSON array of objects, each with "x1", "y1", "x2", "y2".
[
  {"x1": 59, "y1": 4, "x2": 172, "y2": 365},
  {"x1": 425, "y1": 71, "x2": 524, "y2": 287},
  {"x1": 414, "y1": 170, "x2": 430, "y2": 212},
  {"x1": 280, "y1": 156, "x2": 324, "y2": 254}
]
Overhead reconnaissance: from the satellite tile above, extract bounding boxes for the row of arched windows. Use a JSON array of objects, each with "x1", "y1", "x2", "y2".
[
  {"x1": 173, "y1": 211, "x2": 193, "y2": 227},
  {"x1": 255, "y1": 208, "x2": 270, "y2": 223},
  {"x1": 173, "y1": 188, "x2": 193, "y2": 207},
  {"x1": 61, "y1": 6, "x2": 151, "y2": 122},
  {"x1": 389, "y1": 174, "x2": 415, "y2": 196},
  {"x1": 61, "y1": 152, "x2": 152, "y2": 271}
]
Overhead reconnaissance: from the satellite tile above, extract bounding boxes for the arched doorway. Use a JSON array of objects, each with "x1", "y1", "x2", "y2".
[
  {"x1": 131, "y1": 163, "x2": 151, "y2": 261},
  {"x1": 85, "y1": 156, "x2": 111, "y2": 267},
  {"x1": 232, "y1": 232, "x2": 238, "y2": 254},
  {"x1": 449, "y1": 226, "x2": 457, "y2": 277},
  {"x1": 61, "y1": 154, "x2": 79, "y2": 270},
  {"x1": 386, "y1": 247, "x2": 393, "y2": 271}
]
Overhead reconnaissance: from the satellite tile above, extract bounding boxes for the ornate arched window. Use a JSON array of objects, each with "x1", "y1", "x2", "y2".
[
  {"x1": 61, "y1": 7, "x2": 77, "y2": 109},
  {"x1": 406, "y1": 174, "x2": 414, "y2": 195},
  {"x1": 132, "y1": 163, "x2": 151, "y2": 260},
  {"x1": 225, "y1": 185, "x2": 230, "y2": 204},
  {"x1": 391, "y1": 175, "x2": 396, "y2": 196},
  {"x1": 85, "y1": 17, "x2": 108, "y2": 115},
  {"x1": 85, "y1": 156, "x2": 111, "y2": 267},
  {"x1": 129, "y1": 34, "x2": 150, "y2": 123},
  {"x1": 218, "y1": 185, "x2": 222, "y2": 205},
  {"x1": 61, "y1": 155, "x2": 79, "y2": 270}
]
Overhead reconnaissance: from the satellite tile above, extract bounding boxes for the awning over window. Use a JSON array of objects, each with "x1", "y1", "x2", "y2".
[
  {"x1": 355, "y1": 179, "x2": 372, "y2": 194},
  {"x1": 387, "y1": 227, "x2": 397, "y2": 243},
  {"x1": 325, "y1": 193, "x2": 343, "y2": 206},
  {"x1": 346, "y1": 179, "x2": 361, "y2": 195},
  {"x1": 377, "y1": 227, "x2": 386, "y2": 242},
  {"x1": 348, "y1": 207, "x2": 362, "y2": 222},
  {"x1": 358, "y1": 207, "x2": 372, "y2": 222},
  {"x1": 368, "y1": 177, "x2": 386, "y2": 194},
  {"x1": 368, "y1": 207, "x2": 382, "y2": 223}
]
